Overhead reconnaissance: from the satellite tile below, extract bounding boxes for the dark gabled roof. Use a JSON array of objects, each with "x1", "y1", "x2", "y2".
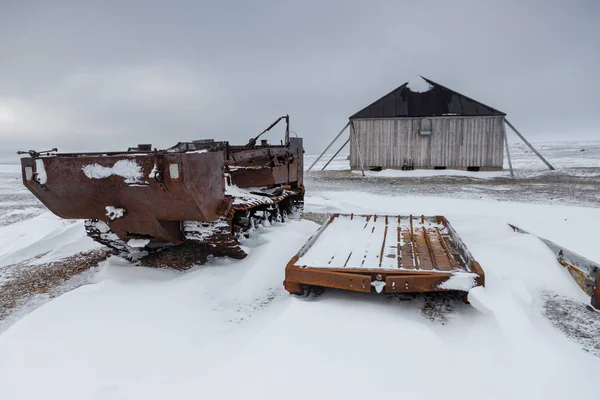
[{"x1": 350, "y1": 76, "x2": 506, "y2": 119}]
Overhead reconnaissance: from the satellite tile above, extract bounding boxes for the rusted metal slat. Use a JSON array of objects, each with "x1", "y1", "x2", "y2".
[
  {"x1": 422, "y1": 227, "x2": 438, "y2": 269},
  {"x1": 385, "y1": 274, "x2": 453, "y2": 293},
  {"x1": 285, "y1": 266, "x2": 371, "y2": 293},
  {"x1": 435, "y1": 226, "x2": 457, "y2": 269}
]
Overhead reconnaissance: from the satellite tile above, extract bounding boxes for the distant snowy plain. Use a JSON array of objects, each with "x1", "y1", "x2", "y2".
[{"x1": 0, "y1": 140, "x2": 599, "y2": 399}]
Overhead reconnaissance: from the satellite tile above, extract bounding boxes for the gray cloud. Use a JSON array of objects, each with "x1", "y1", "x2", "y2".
[{"x1": 1, "y1": 0, "x2": 599, "y2": 163}]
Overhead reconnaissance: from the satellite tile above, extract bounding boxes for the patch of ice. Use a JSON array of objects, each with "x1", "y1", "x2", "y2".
[
  {"x1": 82, "y1": 160, "x2": 144, "y2": 184},
  {"x1": 35, "y1": 159, "x2": 47, "y2": 185},
  {"x1": 438, "y1": 272, "x2": 478, "y2": 291},
  {"x1": 105, "y1": 206, "x2": 125, "y2": 220},
  {"x1": 406, "y1": 76, "x2": 433, "y2": 93}
]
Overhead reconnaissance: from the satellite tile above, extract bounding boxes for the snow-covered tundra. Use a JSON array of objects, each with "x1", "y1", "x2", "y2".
[{"x1": 1, "y1": 156, "x2": 600, "y2": 399}]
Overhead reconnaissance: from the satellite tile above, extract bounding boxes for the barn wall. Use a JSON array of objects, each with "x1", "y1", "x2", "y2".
[{"x1": 349, "y1": 116, "x2": 505, "y2": 170}]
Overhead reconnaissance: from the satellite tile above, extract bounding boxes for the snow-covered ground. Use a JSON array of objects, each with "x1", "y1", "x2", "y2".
[
  {"x1": 1, "y1": 140, "x2": 599, "y2": 399},
  {"x1": 0, "y1": 165, "x2": 46, "y2": 226}
]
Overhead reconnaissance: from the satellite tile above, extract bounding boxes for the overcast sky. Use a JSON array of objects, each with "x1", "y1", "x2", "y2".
[{"x1": 1, "y1": 0, "x2": 599, "y2": 163}]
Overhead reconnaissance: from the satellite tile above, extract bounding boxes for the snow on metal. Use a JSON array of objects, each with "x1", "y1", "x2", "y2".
[
  {"x1": 82, "y1": 160, "x2": 144, "y2": 184},
  {"x1": 35, "y1": 159, "x2": 47, "y2": 185}
]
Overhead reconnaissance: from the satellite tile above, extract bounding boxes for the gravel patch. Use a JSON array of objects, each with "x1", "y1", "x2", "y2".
[
  {"x1": 306, "y1": 168, "x2": 600, "y2": 208},
  {"x1": 138, "y1": 243, "x2": 208, "y2": 270},
  {"x1": 0, "y1": 249, "x2": 109, "y2": 326},
  {"x1": 419, "y1": 292, "x2": 466, "y2": 324},
  {"x1": 542, "y1": 293, "x2": 600, "y2": 357},
  {"x1": 302, "y1": 212, "x2": 331, "y2": 225}
]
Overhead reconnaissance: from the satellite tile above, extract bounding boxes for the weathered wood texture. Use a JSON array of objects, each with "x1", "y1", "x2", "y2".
[{"x1": 350, "y1": 116, "x2": 505, "y2": 169}]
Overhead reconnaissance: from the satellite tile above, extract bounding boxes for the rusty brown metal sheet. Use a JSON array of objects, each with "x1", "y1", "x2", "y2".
[
  {"x1": 385, "y1": 274, "x2": 453, "y2": 293},
  {"x1": 283, "y1": 214, "x2": 484, "y2": 295},
  {"x1": 20, "y1": 133, "x2": 304, "y2": 254},
  {"x1": 21, "y1": 151, "x2": 227, "y2": 243},
  {"x1": 292, "y1": 214, "x2": 470, "y2": 272},
  {"x1": 285, "y1": 266, "x2": 371, "y2": 293}
]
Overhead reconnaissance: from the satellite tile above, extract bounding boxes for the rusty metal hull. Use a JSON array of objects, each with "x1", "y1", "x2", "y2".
[
  {"x1": 284, "y1": 214, "x2": 484, "y2": 295},
  {"x1": 22, "y1": 151, "x2": 229, "y2": 243},
  {"x1": 20, "y1": 134, "x2": 304, "y2": 259}
]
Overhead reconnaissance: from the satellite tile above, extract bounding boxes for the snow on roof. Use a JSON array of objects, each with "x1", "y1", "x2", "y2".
[
  {"x1": 406, "y1": 76, "x2": 433, "y2": 93},
  {"x1": 350, "y1": 76, "x2": 506, "y2": 119}
]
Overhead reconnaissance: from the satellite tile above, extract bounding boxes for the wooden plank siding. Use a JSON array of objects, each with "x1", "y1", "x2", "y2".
[{"x1": 349, "y1": 116, "x2": 505, "y2": 170}]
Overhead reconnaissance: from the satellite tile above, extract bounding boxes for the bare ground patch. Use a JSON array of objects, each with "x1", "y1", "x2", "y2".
[
  {"x1": 542, "y1": 293, "x2": 600, "y2": 357},
  {"x1": 0, "y1": 249, "x2": 109, "y2": 326}
]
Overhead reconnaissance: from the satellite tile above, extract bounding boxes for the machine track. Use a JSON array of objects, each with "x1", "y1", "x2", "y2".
[
  {"x1": 85, "y1": 189, "x2": 304, "y2": 262},
  {"x1": 84, "y1": 219, "x2": 149, "y2": 260}
]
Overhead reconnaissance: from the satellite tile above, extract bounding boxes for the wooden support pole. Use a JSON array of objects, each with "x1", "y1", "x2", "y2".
[
  {"x1": 321, "y1": 138, "x2": 350, "y2": 171},
  {"x1": 504, "y1": 129, "x2": 514, "y2": 177},
  {"x1": 350, "y1": 120, "x2": 365, "y2": 177},
  {"x1": 504, "y1": 119, "x2": 555, "y2": 171},
  {"x1": 307, "y1": 121, "x2": 350, "y2": 172}
]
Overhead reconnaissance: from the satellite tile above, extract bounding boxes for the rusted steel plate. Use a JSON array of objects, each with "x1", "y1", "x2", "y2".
[
  {"x1": 285, "y1": 266, "x2": 371, "y2": 293},
  {"x1": 20, "y1": 136, "x2": 305, "y2": 252},
  {"x1": 284, "y1": 214, "x2": 484, "y2": 295},
  {"x1": 294, "y1": 214, "x2": 470, "y2": 272},
  {"x1": 385, "y1": 274, "x2": 453, "y2": 293}
]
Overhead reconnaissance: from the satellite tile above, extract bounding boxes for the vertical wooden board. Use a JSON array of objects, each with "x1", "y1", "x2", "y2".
[
  {"x1": 496, "y1": 117, "x2": 506, "y2": 166},
  {"x1": 459, "y1": 119, "x2": 466, "y2": 166},
  {"x1": 349, "y1": 123, "x2": 355, "y2": 168}
]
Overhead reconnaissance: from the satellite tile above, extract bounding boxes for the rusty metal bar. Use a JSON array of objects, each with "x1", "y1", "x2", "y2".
[
  {"x1": 505, "y1": 118, "x2": 555, "y2": 171},
  {"x1": 379, "y1": 225, "x2": 388, "y2": 268},
  {"x1": 321, "y1": 138, "x2": 350, "y2": 171},
  {"x1": 435, "y1": 227, "x2": 456, "y2": 269},
  {"x1": 397, "y1": 216, "x2": 402, "y2": 269},
  {"x1": 386, "y1": 274, "x2": 453, "y2": 293},
  {"x1": 409, "y1": 215, "x2": 420, "y2": 269},
  {"x1": 307, "y1": 121, "x2": 349, "y2": 172},
  {"x1": 285, "y1": 266, "x2": 371, "y2": 293},
  {"x1": 422, "y1": 227, "x2": 438, "y2": 269}
]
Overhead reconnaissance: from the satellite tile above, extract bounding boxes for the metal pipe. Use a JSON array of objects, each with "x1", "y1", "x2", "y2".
[
  {"x1": 321, "y1": 138, "x2": 350, "y2": 171},
  {"x1": 307, "y1": 121, "x2": 350, "y2": 172},
  {"x1": 505, "y1": 119, "x2": 555, "y2": 171}
]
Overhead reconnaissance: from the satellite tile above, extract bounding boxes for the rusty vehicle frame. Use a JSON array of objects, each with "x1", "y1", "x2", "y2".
[
  {"x1": 284, "y1": 213, "x2": 484, "y2": 295},
  {"x1": 19, "y1": 115, "x2": 304, "y2": 260}
]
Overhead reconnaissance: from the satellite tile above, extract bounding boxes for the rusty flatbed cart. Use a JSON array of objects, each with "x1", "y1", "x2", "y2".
[{"x1": 284, "y1": 214, "x2": 484, "y2": 295}]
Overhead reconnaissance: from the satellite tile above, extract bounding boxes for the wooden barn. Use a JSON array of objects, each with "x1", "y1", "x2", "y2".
[{"x1": 349, "y1": 76, "x2": 507, "y2": 171}]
